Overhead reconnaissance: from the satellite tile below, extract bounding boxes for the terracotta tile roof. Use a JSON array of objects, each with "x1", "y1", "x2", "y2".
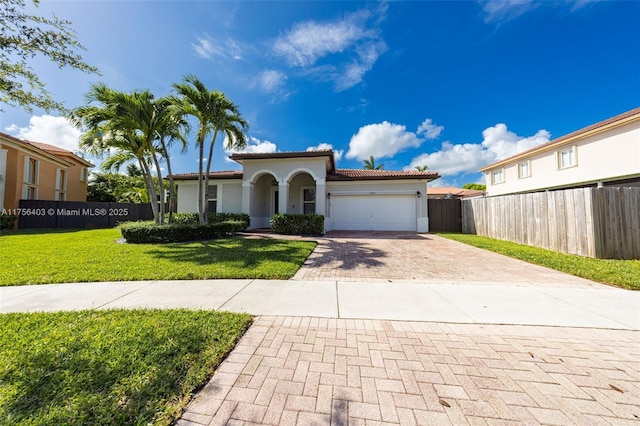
[
  {"x1": 480, "y1": 107, "x2": 640, "y2": 171},
  {"x1": 427, "y1": 187, "x2": 485, "y2": 198},
  {"x1": 171, "y1": 170, "x2": 243, "y2": 180},
  {"x1": 25, "y1": 141, "x2": 73, "y2": 154},
  {"x1": 328, "y1": 169, "x2": 439, "y2": 181}
]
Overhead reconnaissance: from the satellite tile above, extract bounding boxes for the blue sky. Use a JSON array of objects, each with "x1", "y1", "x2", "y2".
[{"x1": 2, "y1": 0, "x2": 639, "y2": 187}]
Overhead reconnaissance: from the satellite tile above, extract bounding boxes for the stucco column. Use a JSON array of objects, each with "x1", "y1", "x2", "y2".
[
  {"x1": 0, "y1": 149, "x2": 7, "y2": 211},
  {"x1": 278, "y1": 180, "x2": 289, "y2": 214},
  {"x1": 315, "y1": 178, "x2": 326, "y2": 217},
  {"x1": 241, "y1": 181, "x2": 253, "y2": 217}
]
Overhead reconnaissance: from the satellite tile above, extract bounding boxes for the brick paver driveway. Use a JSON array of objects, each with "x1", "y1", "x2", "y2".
[
  {"x1": 293, "y1": 232, "x2": 596, "y2": 287},
  {"x1": 180, "y1": 316, "x2": 640, "y2": 425}
]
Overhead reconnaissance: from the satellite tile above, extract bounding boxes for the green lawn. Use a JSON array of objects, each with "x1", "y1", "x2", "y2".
[
  {"x1": 438, "y1": 233, "x2": 640, "y2": 290},
  {"x1": 0, "y1": 309, "x2": 252, "y2": 425},
  {"x1": 0, "y1": 228, "x2": 316, "y2": 286}
]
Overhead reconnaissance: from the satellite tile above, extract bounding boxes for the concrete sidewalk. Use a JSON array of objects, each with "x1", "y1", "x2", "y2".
[{"x1": 1, "y1": 279, "x2": 638, "y2": 330}]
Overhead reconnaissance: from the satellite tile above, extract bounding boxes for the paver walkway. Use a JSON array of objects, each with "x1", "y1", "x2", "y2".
[
  {"x1": 179, "y1": 316, "x2": 640, "y2": 425},
  {"x1": 292, "y1": 233, "x2": 598, "y2": 287}
]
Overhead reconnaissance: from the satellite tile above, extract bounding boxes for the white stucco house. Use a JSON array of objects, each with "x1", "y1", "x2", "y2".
[
  {"x1": 480, "y1": 107, "x2": 640, "y2": 196},
  {"x1": 172, "y1": 150, "x2": 440, "y2": 232}
]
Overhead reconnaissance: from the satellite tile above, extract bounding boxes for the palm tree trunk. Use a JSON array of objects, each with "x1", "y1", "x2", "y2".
[
  {"x1": 203, "y1": 129, "x2": 219, "y2": 225},
  {"x1": 152, "y1": 152, "x2": 166, "y2": 224},
  {"x1": 161, "y1": 138, "x2": 177, "y2": 223},
  {"x1": 197, "y1": 132, "x2": 206, "y2": 224},
  {"x1": 138, "y1": 157, "x2": 159, "y2": 223}
]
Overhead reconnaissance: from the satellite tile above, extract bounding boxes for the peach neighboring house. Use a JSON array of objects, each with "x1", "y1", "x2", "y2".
[
  {"x1": 480, "y1": 107, "x2": 640, "y2": 196},
  {"x1": 0, "y1": 131, "x2": 93, "y2": 212}
]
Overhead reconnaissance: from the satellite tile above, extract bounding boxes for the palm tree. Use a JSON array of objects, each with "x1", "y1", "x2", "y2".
[
  {"x1": 172, "y1": 75, "x2": 248, "y2": 224},
  {"x1": 70, "y1": 83, "x2": 167, "y2": 223},
  {"x1": 363, "y1": 155, "x2": 384, "y2": 170},
  {"x1": 415, "y1": 165, "x2": 429, "y2": 171},
  {"x1": 153, "y1": 96, "x2": 189, "y2": 222}
]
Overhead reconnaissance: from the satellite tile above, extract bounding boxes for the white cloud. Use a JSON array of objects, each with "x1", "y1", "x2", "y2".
[
  {"x1": 225, "y1": 136, "x2": 278, "y2": 157},
  {"x1": 479, "y1": 0, "x2": 596, "y2": 23},
  {"x1": 480, "y1": 0, "x2": 537, "y2": 23},
  {"x1": 6, "y1": 115, "x2": 81, "y2": 152},
  {"x1": 307, "y1": 143, "x2": 343, "y2": 162},
  {"x1": 346, "y1": 118, "x2": 443, "y2": 161},
  {"x1": 334, "y1": 41, "x2": 387, "y2": 91},
  {"x1": 272, "y1": 7, "x2": 387, "y2": 91},
  {"x1": 405, "y1": 123, "x2": 550, "y2": 176},
  {"x1": 192, "y1": 34, "x2": 246, "y2": 60},
  {"x1": 256, "y1": 70, "x2": 287, "y2": 93},
  {"x1": 417, "y1": 119, "x2": 444, "y2": 140}
]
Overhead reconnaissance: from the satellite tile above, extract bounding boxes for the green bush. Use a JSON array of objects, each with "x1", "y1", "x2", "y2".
[
  {"x1": 0, "y1": 215, "x2": 17, "y2": 230},
  {"x1": 171, "y1": 212, "x2": 250, "y2": 228},
  {"x1": 120, "y1": 220, "x2": 247, "y2": 244},
  {"x1": 270, "y1": 214, "x2": 324, "y2": 235}
]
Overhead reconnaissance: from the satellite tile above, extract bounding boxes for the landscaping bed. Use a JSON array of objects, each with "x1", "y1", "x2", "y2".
[{"x1": 0, "y1": 309, "x2": 252, "y2": 425}]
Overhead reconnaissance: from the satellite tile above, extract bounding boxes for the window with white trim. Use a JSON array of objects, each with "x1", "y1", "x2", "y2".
[
  {"x1": 23, "y1": 156, "x2": 39, "y2": 199},
  {"x1": 518, "y1": 161, "x2": 531, "y2": 179},
  {"x1": 207, "y1": 185, "x2": 217, "y2": 212},
  {"x1": 558, "y1": 146, "x2": 577, "y2": 169},
  {"x1": 80, "y1": 167, "x2": 88, "y2": 182},
  {"x1": 302, "y1": 187, "x2": 316, "y2": 214},
  {"x1": 491, "y1": 169, "x2": 505, "y2": 185},
  {"x1": 55, "y1": 169, "x2": 67, "y2": 201}
]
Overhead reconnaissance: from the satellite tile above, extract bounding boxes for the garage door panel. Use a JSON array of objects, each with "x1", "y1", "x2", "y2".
[{"x1": 331, "y1": 194, "x2": 416, "y2": 231}]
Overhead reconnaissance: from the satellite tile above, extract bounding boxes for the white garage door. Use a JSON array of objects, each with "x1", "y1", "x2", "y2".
[{"x1": 331, "y1": 194, "x2": 417, "y2": 231}]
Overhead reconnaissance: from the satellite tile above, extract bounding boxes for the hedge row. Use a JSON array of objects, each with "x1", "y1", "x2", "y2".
[
  {"x1": 120, "y1": 220, "x2": 246, "y2": 244},
  {"x1": 270, "y1": 214, "x2": 324, "y2": 235},
  {"x1": 0, "y1": 215, "x2": 17, "y2": 230},
  {"x1": 171, "y1": 212, "x2": 250, "y2": 227}
]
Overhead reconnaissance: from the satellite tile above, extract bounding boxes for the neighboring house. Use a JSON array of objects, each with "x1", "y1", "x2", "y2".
[
  {"x1": 0, "y1": 131, "x2": 93, "y2": 211},
  {"x1": 173, "y1": 150, "x2": 440, "y2": 232},
  {"x1": 427, "y1": 187, "x2": 485, "y2": 199},
  {"x1": 480, "y1": 107, "x2": 640, "y2": 196}
]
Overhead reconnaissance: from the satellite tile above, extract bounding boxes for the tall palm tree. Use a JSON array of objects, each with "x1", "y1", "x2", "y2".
[
  {"x1": 172, "y1": 75, "x2": 248, "y2": 224},
  {"x1": 363, "y1": 155, "x2": 384, "y2": 170},
  {"x1": 70, "y1": 83, "x2": 167, "y2": 223},
  {"x1": 153, "y1": 96, "x2": 189, "y2": 222}
]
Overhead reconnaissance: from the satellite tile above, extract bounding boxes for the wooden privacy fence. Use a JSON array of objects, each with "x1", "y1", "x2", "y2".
[
  {"x1": 17, "y1": 200, "x2": 153, "y2": 229},
  {"x1": 428, "y1": 199, "x2": 462, "y2": 232},
  {"x1": 462, "y1": 187, "x2": 640, "y2": 259}
]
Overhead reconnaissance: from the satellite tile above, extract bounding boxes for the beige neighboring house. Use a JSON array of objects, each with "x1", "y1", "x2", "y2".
[
  {"x1": 480, "y1": 107, "x2": 640, "y2": 196},
  {"x1": 172, "y1": 150, "x2": 440, "y2": 232},
  {"x1": 0, "y1": 131, "x2": 93, "y2": 211},
  {"x1": 427, "y1": 186, "x2": 485, "y2": 199}
]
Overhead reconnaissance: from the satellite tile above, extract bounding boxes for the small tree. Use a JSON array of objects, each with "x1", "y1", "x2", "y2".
[
  {"x1": 462, "y1": 183, "x2": 486, "y2": 191},
  {"x1": 1, "y1": 0, "x2": 99, "y2": 112},
  {"x1": 415, "y1": 165, "x2": 428, "y2": 171},
  {"x1": 363, "y1": 155, "x2": 384, "y2": 170}
]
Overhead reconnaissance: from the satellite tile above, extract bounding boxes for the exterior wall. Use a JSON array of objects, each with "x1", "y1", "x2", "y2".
[
  {"x1": 63, "y1": 160, "x2": 89, "y2": 202},
  {"x1": 1, "y1": 144, "x2": 68, "y2": 211},
  {"x1": 325, "y1": 180, "x2": 429, "y2": 232},
  {"x1": 485, "y1": 119, "x2": 640, "y2": 196},
  {"x1": 176, "y1": 180, "x2": 244, "y2": 214},
  {"x1": 287, "y1": 173, "x2": 316, "y2": 214}
]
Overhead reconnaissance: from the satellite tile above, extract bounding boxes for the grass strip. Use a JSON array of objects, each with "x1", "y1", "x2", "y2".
[
  {"x1": 438, "y1": 233, "x2": 640, "y2": 290},
  {"x1": 0, "y1": 309, "x2": 252, "y2": 425},
  {"x1": 0, "y1": 228, "x2": 316, "y2": 286}
]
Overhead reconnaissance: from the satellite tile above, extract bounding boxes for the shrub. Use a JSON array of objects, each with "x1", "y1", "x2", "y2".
[
  {"x1": 270, "y1": 214, "x2": 324, "y2": 235},
  {"x1": 171, "y1": 212, "x2": 250, "y2": 228},
  {"x1": 0, "y1": 215, "x2": 17, "y2": 230},
  {"x1": 120, "y1": 220, "x2": 247, "y2": 244}
]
